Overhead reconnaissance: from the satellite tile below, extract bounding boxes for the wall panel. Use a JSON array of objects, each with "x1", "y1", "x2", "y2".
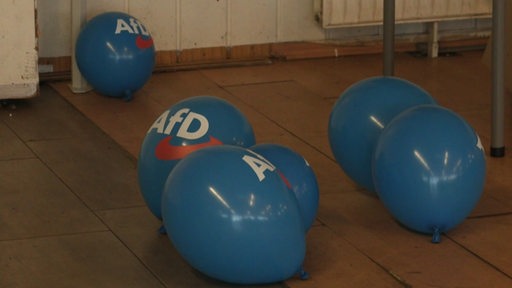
[
  {"x1": 278, "y1": 0, "x2": 325, "y2": 42},
  {"x1": 320, "y1": 0, "x2": 492, "y2": 28},
  {"x1": 128, "y1": 0, "x2": 176, "y2": 51},
  {"x1": 231, "y1": 0, "x2": 277, "y2": 45},
  {"x1": 180, "y1": 0, "x2": 227, "y2": 49},
  {"x1": 35, "y1": 0, "x2": 492, "y2": 66},
  {"x1": 37, "y1": 0, "x2": 70, "y2": 57}
]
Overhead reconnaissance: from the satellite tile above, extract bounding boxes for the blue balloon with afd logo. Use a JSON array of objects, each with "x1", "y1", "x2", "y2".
[
  {"x1": 162, "y1": 145, "x2": 306, "y2": 284},
  {"x1": 250, "y1": 143, "x2": 319, "y2": 232},
  {"x1": 328, "y1": 76, "x2": 436, "y2": 194},
  {"x1": 75, "y1": 12, "x2": 155, "y2": 100},
  {"x1": 373, "y1": 105, "x2": 486, "y2": 243},
  {"x1": 138, "y1": 96, "x2": 255, "y2": 220}
]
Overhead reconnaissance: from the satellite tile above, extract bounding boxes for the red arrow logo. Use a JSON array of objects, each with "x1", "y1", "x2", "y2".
[
  {"x1": 277, "y1": 170, "x2": 292, "y2": 190},
  {"x1": 136, "y1": 35, "x2": 154, "y2": 49},
  {"x1": 155, "y1": 135, "x2": 223, "y2": 161}
]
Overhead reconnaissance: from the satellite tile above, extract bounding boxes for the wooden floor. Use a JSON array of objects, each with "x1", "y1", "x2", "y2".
[{"x1": 3, "y1": 50, "x2": 512, "y2": 287}]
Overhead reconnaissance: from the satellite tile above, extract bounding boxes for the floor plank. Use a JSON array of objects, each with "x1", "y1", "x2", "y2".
[{"x1": 42, "y1": 51, "x2": 512, "y2": 287}]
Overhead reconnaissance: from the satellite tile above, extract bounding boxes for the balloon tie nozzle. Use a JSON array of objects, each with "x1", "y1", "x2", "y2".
[
  {"x1": 432, "y1": 227, "x2": 441, "y2": 244},
  {"x1": 298, "y1": 266, "x2": 309, "y2": 280},
  {"x1": 123, "y1": 90, "x2": 133, "y2": 102}
]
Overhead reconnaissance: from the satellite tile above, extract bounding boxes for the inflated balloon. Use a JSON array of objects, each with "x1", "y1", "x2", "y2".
[
  {"x1": 250, "y1": 143, "x2": 319, "y2": 231},
  {"x1": 328, "y1": 76, "x2": 436, "y2": 193},
  {"x1": 373, "y1": 105, "x2": 486, "y2": 243},
  {"x1": 75, "y1": 12, "x2": 155, "y2": 100},
  {"x1": 138, "y1": 96, "x2": 255, "y2": 220},
  {"x1": 162, "y1": 145, "x2": 306, "y2": 284}
]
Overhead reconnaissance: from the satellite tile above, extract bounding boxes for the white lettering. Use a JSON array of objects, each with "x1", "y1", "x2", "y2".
[
  {"x1": 115, "y1": 19, "x2": 134, "y2": 34},
  {"x1": 177, "y1": 112, "x2": 209, "y2": 139},
  {"x1": 242, "y1": 153, "x2": 276, "y2": 181},
  {"x1": 129, "y1": 18, "x2": 140, "y2": 34},
  {"x1": 115, "y1": 18, "x2": 150, "y2": 36},
  {"x1": 137, "y1": 20, "x2": 150, "y2": 36},
  {"x1": 149, "y1": 108, "x2": 210, "y2": 140},
  {"x1": 164, "y1": 108, "x2": 189, "y2": 135},
  {"x1": 476, "y1": 135, "x2": 484, "y2": 152},
  {"x1": 147, "y1": 110, "x2": 169, "y2": 134}
]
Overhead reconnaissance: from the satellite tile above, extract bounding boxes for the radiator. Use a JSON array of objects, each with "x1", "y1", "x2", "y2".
[{"x1": 318, "y1": 0, "x2": 492, "y2": 29}]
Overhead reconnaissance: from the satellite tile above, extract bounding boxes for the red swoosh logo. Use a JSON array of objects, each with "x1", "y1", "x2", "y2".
[
  {"x1": 155, "y1": 135, "x2": 222, "y2": 160},
  {"x1": 136, "y1": 35, "x2": 154, "y2": 49},
  {"x1": 277, "y1": 170, "x2": 292, "y2": 190}
]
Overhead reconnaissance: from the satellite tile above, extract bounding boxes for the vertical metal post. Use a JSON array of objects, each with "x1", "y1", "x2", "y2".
[
  {"x1": 383, "y1": 0, "x2": 395, "y2": 76},
  {"x1": 491, "y1": 0, "x2": 505, "y2": 157},
  {"x1": 70, "y1": 0, "x2": 91, "y2": 93},
  {"x1": 427, "y1": 22, "x2": 439, "y2": 58}
]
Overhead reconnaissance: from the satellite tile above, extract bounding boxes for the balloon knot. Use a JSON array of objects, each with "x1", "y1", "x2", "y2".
[
  {"x1": 123, "y1": 90, "x2": 133, "y2": 102},
  {"x1": 158, "y1": 225, "x2": 167, "y2": 235},
  {"x1": 431, "y1": 226, "x2": 441, "y2": 244},
  {"x1": 298, "y1": 266, "x2": 310, "y2": 280}
]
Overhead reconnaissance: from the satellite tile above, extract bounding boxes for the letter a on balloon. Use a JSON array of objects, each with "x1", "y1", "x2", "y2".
[{"x1": 242, "y1": 154, "x2": 275, "y2": 182}]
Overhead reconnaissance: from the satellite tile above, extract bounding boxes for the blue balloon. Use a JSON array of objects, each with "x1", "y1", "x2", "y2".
[
  {"x1": 328, "y1": 76, "x2": 437, "y2": 194},
  {"x1": 373, "y1": 105, "x2": 486, "y2": 242},
  {"x1": 75, "y1": 12, "x2": 155, "y2": 100},
  {"x1": 162, "y1": 145, "x2": 306, "y2": 284},
  {"x1": 250, "y1": 143, "x2": 319, "y2": 231},
  {"x1": 138, "y1": 96, "x2": 255, "y2": 219}
]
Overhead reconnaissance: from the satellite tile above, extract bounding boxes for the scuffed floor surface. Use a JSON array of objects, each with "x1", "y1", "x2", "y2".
[{"x1": 2, "y1": 51, "x2": 512, "y2": 287}]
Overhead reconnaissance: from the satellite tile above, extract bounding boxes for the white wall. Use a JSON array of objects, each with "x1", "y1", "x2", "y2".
[
  {"x1": 36, "y1": 0, "x2": 491, "y2": 59},
  {"x1": 0, "y1": 0, "x2": 38, "y2": 99},
  {"x1": 37, "y1": 0, "x2": 326, "y2": 58}
]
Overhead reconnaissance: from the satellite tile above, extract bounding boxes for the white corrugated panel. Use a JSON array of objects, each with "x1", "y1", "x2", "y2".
[{"x1": 320, "y1": 0, "x2": 492, "y2": 28}]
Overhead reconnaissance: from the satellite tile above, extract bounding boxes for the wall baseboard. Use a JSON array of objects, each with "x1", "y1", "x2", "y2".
[{"x1": 38, "y1": 37, "x2": 489, "y2": 81}]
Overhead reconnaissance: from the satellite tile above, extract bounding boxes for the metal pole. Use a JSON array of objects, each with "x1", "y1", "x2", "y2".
[
  {"x1": 383, "y1": 0, "x2": 395, "y2": 76},
  {"x1": 491, "y1": 0, "x2": 505, "y2": 157}
]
